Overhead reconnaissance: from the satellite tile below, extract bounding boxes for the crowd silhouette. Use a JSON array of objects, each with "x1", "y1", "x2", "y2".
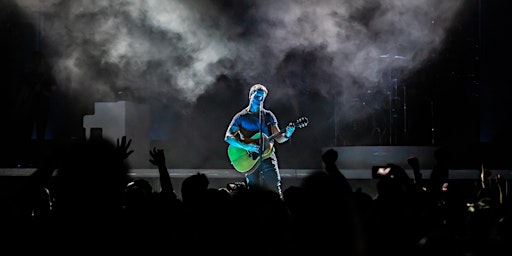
[{"x1": 1, "y1": 136, "x2": 511, "y2": 256}]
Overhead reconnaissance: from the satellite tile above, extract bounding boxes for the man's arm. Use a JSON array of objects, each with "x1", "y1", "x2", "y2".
[
  {"x1": 225, "y1": 127, "x2": 260, "y2": 153},
  {"x1": 274, "y1": 123, "x2": 294, "y2": 143}
]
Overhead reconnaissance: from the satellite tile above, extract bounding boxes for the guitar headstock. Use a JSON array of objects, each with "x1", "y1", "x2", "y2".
[{"x1": 294, "y1": 117, "x2": 309, "y2": 128}]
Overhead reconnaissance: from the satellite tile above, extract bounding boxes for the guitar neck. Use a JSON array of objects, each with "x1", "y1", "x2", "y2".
[
  {"x1": 267, "y1": 130, "x2": 286, "y2": 142},
  {"x1": 262, "y1": 117, "x2": 307, "y2": 143}
]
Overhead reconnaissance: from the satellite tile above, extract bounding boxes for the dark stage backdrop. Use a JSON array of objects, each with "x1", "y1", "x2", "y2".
[{"x1": 0, "y1": 0, "x2": 510, "y2": 169}]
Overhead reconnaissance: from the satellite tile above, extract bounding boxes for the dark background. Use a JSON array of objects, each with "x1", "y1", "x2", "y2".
[{"x1": 1, "y1": 0, "x2": 510, "y2": 170}]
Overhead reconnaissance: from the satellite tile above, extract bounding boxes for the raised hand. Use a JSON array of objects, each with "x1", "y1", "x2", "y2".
[
  {"x1": 149, "y1": 147, "x2": 166, "y2": 167},
  {"x1": 149, "y1": 147, "x2": 174, "y2": 194},
  {"x1": 116, "y1": 136, "x2": 134, "y2": 160}
]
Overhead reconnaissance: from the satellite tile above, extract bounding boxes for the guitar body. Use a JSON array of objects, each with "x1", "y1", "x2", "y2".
[
  {"x1": 227, "y1": 132, "x2": 275, "y2": 174},
  {"x1": 227, "y1": 116, "x2": 308, "y2": 174}
]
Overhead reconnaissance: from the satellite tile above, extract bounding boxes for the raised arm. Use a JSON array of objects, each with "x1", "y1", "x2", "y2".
[
  {"x1": 149, "y1": 147, "x2": 175, "y2": 195},
  {"x1": 407, "y1": 156, "x2": 424, "y2": 190}
]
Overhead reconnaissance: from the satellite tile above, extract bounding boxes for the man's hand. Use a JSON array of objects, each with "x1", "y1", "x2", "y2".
[
  {"x1": 285, "y1": 123, "x2": 296, "y2": 137},
  {"x1": 244, "y1": 143, "x2": 260, "y2": 153}
]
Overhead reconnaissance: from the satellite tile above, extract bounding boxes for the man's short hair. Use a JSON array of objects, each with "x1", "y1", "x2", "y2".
[{"x1": 249, "y1": 83, "x2": 268, "y2": 98}]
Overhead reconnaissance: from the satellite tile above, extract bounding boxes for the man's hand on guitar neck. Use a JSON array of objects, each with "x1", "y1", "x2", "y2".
[{"x1": 284, "y1": 123, "x2": 295, "y2": 138}]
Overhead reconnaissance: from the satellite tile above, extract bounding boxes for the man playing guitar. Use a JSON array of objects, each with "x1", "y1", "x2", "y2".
[{"x1": 224, "y1": 84, "x2": 296, "y2": 198}]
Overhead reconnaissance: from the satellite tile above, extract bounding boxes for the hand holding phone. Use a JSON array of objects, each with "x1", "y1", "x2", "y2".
[{"x1": 372, "y1": 165, "x2": 391, "y2": 179}]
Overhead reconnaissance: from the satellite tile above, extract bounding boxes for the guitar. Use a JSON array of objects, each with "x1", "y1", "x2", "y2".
[{"x1": 227, "y1": 117, "x2": 309, "y2": 174}]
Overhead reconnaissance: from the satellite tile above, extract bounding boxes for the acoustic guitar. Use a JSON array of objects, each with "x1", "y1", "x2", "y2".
[{"x1": 227, "y1": 117, "x2": 309, "y2": 174}]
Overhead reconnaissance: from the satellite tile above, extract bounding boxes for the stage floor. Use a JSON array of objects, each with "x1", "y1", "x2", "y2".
[
  {"x1": 2, "y1": 145, "x2": 510, "y2": 198},
  {"x1": 2, "y1": 167, "x2": 509, "y2": 199}
]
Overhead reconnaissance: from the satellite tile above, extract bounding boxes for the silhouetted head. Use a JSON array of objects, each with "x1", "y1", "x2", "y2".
[
  {"x1": 125, "y1": 179, "x2": 153, "y2": 205},
  {"x1": 52, "y1": 138, "x2": 130, "y2": 220},
  {"x1": 322, "y1": 148, "x2": 338, "y2": 165},
  {"x1": 181, "y1": 172, "x2": 209, "y2": 203}
]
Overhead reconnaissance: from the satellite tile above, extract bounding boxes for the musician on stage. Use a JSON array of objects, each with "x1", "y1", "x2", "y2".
[{"x1": 224, "y1": 83, "x2": 295, "y2": 198}]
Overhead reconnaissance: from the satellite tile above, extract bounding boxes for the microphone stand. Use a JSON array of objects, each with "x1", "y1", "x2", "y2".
[{"x1": 258, "y1": 103, "x2": 264, "y2": 184}]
